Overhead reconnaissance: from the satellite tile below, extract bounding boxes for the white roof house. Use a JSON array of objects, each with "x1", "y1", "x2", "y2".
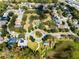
[
  {"x1": 66, "y1": 0, "x2": 75, "y2": 3},
  {"x1": 0, "y1": 20, "x2": 7, "y2": 27},
  {"x1": 0, "y1": 32, "x2": 2, "y2": 35},
  {"x1": 3, "y1": 10, "x2": 11, "y2": 17},
  {"x1": 3, "y1": 12, "x2": 8, "y2": 17},
  {"x1": 0, "y1": 36, "x2": 4, "y2": 44},
  {"x1": 18, "y1": 38, "x2": 28, "y2": 47},
  {"x1": 75, "y1": 24, "x2": 79, "y2": 28},
  {"x1": 21, "y1": 2, "x2": 35, "y2": 8},
  {"x1": 44, "y1": 42, "x2": 49, "y2": 46}
]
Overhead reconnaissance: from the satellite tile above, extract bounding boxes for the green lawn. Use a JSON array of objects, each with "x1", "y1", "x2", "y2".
[
  {"x1": 28, "y1": 40, "x2": 38, "y2": 51},
  {"x1": 76, "y1": 0, "x2": 79, "y2": 2},
  {"x1": 71, "y1": 42, "x2": 79, "y2": 59},
  {"x1": 56, "y1": 39, "x2": 79, "y2": 59}
]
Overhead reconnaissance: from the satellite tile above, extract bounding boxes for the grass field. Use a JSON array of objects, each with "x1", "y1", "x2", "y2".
[
  {"x1": 28, "y1": 40, "x2": 38, "y2": 51},
  {"x1": 71, "y1": 42, "x2": 79, "y2": 59},
  {"x1": 76, "y1": 0, "x2": 79, "y2": 2}
]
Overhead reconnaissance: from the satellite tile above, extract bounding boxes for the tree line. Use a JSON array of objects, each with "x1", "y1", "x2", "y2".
[{"x1": 5, "y1": 0, "x2": 58, "y2": 3}]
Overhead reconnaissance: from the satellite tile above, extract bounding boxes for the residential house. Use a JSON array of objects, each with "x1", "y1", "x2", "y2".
[
  {"x1": 21, "y1": 2, "x2": 35, "y2": 9},
  {"x1": 18, "y1": 38, "x2": 28, "y2": 48},
  {"x1": 7, "y1": 37, "x2": 17, "y2": 48},
  {"x1": 0, "y1": 20, "x2": 7, "y2": 27},
  {"x1": 0, "y1": 36, "x2": 4, "y2": 44},
  {"x1": 0, "y1": 16, "x2": 8, "y2": 27},
  {"x1": 44, "y1": 42, "x2": 49, "y2": 46},
  {"x1": 0, "y1": 10, "x2": 11, "y2": 27},
  {"x1": 66, "y1": 0, "x2": 75, "y2": 4},
  {"x1": 73, "y1": 20, "x2": 79, "y2": 28},
  {"x1": 0, "y1": 32, "x2": 2, "y2": 35},
  {"x1": 15, "y1": 18, "x2": 22, "y2": 27},
  {"x1": 3, "y1": 10, "x2": 11, "y2": 18},
  {"x1": 53, "y1": 16, "x2": 62, "y2": 26},
  {"x1": 15, "y1": 9, "x2": 24, "y2": 28},
  {"x1": 35, "y1": 3, "x2": 42, "y2": 8},
  {"x1": 66, "y1": 0, "x2": 79, "y2": 11},
  {"x1": 75, "y1": 24, "x2": 79, "y2": 28},
  {"x1": 73, "y1": 20, "x2": 78, "y2": 25}
]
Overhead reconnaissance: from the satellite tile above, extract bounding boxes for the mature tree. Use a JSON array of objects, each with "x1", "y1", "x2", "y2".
[
  {"x1": 66, "y1": 5, "x2": 79, "y2": 19},
  {"x1": 47, "y1": 41, "x2": 74, "y2": 59},
  {"x1": 0, "y1": 2, "x2": 7, "y2": 14},
  {"x1": 7, "y1": 0, "x2": 58, "y2": 3}
]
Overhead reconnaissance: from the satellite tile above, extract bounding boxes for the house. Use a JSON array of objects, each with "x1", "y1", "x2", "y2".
[
  {"x1": 0, "y1": 20, "x2": 7, "y2": 27},
  {"x1": 64, "y1": 8, "x2": 70, "y2": 14},
  {"x1": 58, "y1": 25, "x2": 68, "y2": 28},
  {"x1": 15, "y1": 9, "x2": 24, "y2": 28},
  {"x1": 73, "y1": 20, "x2": 78, "y2": 25},
  {"x1": 3, "y1": 10, "x2": 11, "y2": 18},
  {"x1": 0, "y1": 10, "x2": 11, "y2": 27},
  {"x1": 75, "y1": 24, "x2": 79, "y2": 28},
  {"x1": 44, "y1": 42, "x2": 50, "y2": 48},
  {"x1": 0, "y1": 32, "x2": 2, "y2": 35},
  {"x1": 65, "y1": 0, "x2": 75, "y2": 4},
  {"x1": 4, "y1": 37, "x2": 9, "y2": 42},
  {"x1": 35, "y1": 3, "x2": 42, "y2": 8},
  {"x1": 21, "y1": 2, "x2": 35, "y2": 9},
  {"x1": 15, "y1": 19, "x2": 22, "y2": 27},
  {"x1": 67, "y1": 14, "x2": 72, "y2": 19},
  {"x1": 44, "y1": 42, "x2": 49, "y2": 46},
  {"x1": 43, "y1": 4, "x2": 48, "y2": 10},
  {"x1": 7, "y1": 37, "x2": 17, "y2": 48},
  {"x1": 0, "y1": 36, "x2": 4, "y2": 44},
  {"x1": 10, "y1": 31, "x2": 19, "y2": 37},
  {"x1": 18, "y1": 38, "x2": 28, "y2": 48},
  {"x1": 35, "y1": 38, "x2": 42, "y2": 43},
  {"x1": 53, "y1": 16, "x2": 62, "y2": 26},
  {"x1": 3, "y1": 12, "x2": 9, "y2": 18},
  {"x1": 64, "y1": 8, "x2": 72, "y2": 18},
  {"x1": 7, "y1": 37, "x2": 17, "y2": 44}
]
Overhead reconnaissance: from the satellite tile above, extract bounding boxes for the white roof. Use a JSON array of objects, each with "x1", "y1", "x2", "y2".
[
  {"x1": 0, "y1": 36, "x2": 4, "y2": 44},
  {"x1": 3, "y1": 10, "x2": 11, "y2": 17},
  {"x1": 0, "y1": 21, "x2": 7, "y2": 26},
  {"x1": 18, "y1": 39, "x2": 28, "y2": 47},
  {"x1": 44, "y1": 42, "x2": 49, "y2": 46}
]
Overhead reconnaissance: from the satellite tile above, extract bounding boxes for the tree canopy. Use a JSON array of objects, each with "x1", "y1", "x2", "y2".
[{"x1": 7, "y1": 0, "x2": 58, "y2": 3}]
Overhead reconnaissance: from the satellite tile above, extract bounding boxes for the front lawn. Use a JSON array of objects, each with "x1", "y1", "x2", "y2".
[
  {"x1": 28, "y1": 40, "x2": 38, "y2": 51},
  {"x1": 71, "y1": 42, "x2": 79, "y2": 59}
]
